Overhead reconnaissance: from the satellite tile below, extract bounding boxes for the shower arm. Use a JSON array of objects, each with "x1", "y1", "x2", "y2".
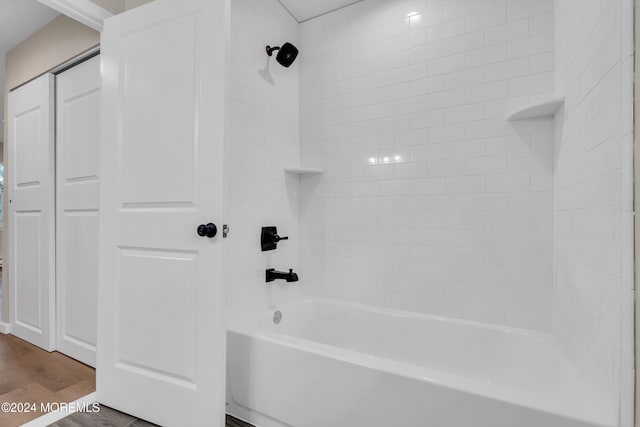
[{"x1": 266, "y1": 45, "x2": 281, "y2": 56}]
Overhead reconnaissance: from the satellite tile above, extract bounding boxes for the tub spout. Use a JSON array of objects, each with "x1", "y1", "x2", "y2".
[{"x1": 266, "y1": 268, "x2": 299, "y2": 283}]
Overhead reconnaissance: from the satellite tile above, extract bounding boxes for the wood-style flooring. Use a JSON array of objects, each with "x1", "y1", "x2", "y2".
[
  {"x1": 48, "y1": 405, "x2": 254, "y2": 427},
  {"x1": 0, "y1": 333, "x2": 96, "y2": 427}
]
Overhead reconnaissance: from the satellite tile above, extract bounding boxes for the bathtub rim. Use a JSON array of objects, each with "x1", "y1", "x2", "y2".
[{"x1": 232, "y1": 297, "x2": 583, "y2": 344}]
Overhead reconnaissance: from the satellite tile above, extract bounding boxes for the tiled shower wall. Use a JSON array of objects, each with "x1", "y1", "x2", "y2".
[
  {"x1": 225, "y1": 0, "x2": 302, "y2": 311},
  {"x1": 553, "y1": 0, "x2": 634, "y2": 423},
  {"x1": 299, "y1": 0, "x2": 556, "y2": 330}
]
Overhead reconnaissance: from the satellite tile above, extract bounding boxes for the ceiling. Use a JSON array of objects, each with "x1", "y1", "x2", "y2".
[
  {"x1": 278, "y1": 0, "x2": 363, "y2": 22},
  {"x1": 0, "y1": 0, "x2": 59, "y2": 141}
]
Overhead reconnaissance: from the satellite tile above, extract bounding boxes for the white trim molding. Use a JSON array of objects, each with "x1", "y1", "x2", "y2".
[
  {"x1": 0, "y1": 321, "x2": 11, "y2": 334},
  {"x1": 37, "y1": 0, "x2": 113, "y2": 32}
]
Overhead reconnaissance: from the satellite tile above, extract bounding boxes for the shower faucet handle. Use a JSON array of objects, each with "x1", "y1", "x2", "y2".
[{"x1": 261, "y1": 226, "x2": 288, "y2": 251}]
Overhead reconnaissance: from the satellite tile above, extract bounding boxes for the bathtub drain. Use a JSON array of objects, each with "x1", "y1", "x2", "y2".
[{"x1": 273, "y1": 310, "x2": 282, "y2": 324}]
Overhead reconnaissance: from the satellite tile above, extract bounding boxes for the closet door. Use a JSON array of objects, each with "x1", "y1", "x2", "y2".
[
  {"x1": 98, "y1": 0, "x2": 228, "y2": 426},
  {"x1": 7, "y1": 74, "x2": 55, "y2": 351},
  {"x1": 56, "y1": 55, "x2": 101, "y2": 367}
]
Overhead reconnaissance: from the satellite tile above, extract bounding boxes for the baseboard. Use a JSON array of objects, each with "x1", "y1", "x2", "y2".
[{"x1": 0, "y1": 321, "x2": 11, "y2": 334}]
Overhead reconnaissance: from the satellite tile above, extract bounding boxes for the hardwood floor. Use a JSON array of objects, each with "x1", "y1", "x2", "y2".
[
  {"x1": 48, "y1": 406, "x2": 254, "y2": 427},
  {"x1": 0, "y1": 334, "x2": 95, "y2": 427}
]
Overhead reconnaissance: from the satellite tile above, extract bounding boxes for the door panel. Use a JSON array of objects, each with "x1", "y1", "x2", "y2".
[
  {"x1": 56, "y1": 55, "x2": 101, "y2": 367},
  {"x1": 14, "y1": 212, "x2": 42, "y2": 330},
  {"x1": 119, "y1": 15, "x2": 198, "y2": 206},
  {"x1": 116, "y1": 248, "x2": 198, "y2": 382},
  {"x1": 15, "y1": 110, "x2": 42, "y2": 186},
  {"x1": 8, "y1": 74, "x2": 55, "y2": 351},
  {"x1": 98, "y1": 1, "x2": 228, "y2": 426},
  {"x1": 60, "y1": 212, "x2": 98, "y2": 349}
]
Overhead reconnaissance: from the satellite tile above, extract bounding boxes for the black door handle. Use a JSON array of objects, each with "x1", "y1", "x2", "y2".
[{"x1": 197, "y1": 223, "x2": 217, "y2": 238}]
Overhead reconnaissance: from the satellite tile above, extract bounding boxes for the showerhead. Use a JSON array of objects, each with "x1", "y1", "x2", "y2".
[{"x1": 266, "y1": 42, "x2": 299, "y2": 67}]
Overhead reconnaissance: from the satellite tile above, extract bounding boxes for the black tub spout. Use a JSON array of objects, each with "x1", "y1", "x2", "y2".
[{"x1": 266, "y1": 268, "x2": 299, "y2": 283}]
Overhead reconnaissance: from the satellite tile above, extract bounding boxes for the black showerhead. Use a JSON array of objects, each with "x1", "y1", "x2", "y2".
[{"x1": 266, "y1": 42, "x2": 299, "y2": 68}]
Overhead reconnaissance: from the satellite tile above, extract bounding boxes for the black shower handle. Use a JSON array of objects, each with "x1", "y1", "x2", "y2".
[{"x1": 272, "y1": 234, "x2": 288, "y2": 243}]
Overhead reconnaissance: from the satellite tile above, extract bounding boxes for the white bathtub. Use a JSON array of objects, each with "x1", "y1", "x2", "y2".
[{"x1": 226, "y1": 299, "x2": 616, "y2": 427}]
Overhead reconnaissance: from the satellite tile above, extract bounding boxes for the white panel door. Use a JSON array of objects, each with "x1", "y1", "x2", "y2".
[
  {"x1": 7, "y1": 74, "x2": 55, "y2": 351},
  {"x1": 98, "y1": 1, "x2": 228, "y2": 426},
  {"x1": 56, "y1": 55, "x2": 101, "y2": 367}
]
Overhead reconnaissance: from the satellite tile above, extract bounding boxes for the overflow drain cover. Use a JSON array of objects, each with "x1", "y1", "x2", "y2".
[{"x1": 273, "y1": 310, "x2": 282, "y2": 324}]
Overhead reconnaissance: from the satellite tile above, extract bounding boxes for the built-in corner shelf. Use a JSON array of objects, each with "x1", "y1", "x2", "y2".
[
  {"x1": 508, "y1": 97, "x2": 565, "y2": 121},
  {"x1": 285, "y1": 167, "x2": 323, "y2": 175}
]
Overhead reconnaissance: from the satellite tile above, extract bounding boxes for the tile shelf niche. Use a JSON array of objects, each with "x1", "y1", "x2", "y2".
[
  {"x1": 508, "y1": 97, "x2": 565, "y2": 121},
  {"x1": 284, "y1": 167, "x2": 323, "y2": 175}
]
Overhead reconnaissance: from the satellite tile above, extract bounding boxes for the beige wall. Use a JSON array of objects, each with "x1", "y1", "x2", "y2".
[
  {"x1": 2, "y1": 15, "x2": 99, "y2": 322},
  {"x1": 90, "y1": 0, "x2": 126, "y2": 14},
  {"x1": 125, "y1": 0, "x2": 154, "y2": 10}
]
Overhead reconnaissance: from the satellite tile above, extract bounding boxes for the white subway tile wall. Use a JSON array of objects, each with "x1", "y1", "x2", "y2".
[
  {"x1": 226, "y1": 0, "x2": 302, "y2": 310},
  {"x1": 299, "y1": 0, "x2": 555, "y2": 330},
  {"x1": 554, "y1": 0, "x2": 634, "y2": 424},
  {"x1": 226, "y1": 1, "x2": 632, "y2": 422}
]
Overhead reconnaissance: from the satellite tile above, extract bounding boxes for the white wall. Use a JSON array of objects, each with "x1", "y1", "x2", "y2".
[
  {"x1": 553, "y1": 0, "x2": 634, "y2": 424},
  {"x1": 225, "y1": 0, "x2": 301, "y2": 312},
  {"x1": 299, "y1": 0, "x2": 556, "y2": 330}
]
